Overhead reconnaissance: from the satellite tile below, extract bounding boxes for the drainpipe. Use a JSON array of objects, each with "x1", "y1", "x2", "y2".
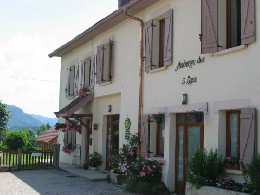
[{"x1": 123, "y1": 7, "x2": 144, "y2": 156}]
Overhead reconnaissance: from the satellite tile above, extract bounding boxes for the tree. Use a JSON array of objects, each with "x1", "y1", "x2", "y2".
[
  {"x1": 37, "y1": 124, "x2": 48, "y2": 136},
  {"x1": 0, "y1": 101, "x2": 10, "y2": 141},
  {"x1": 3, "y1": 131, "x2": 29, "y2": 150},
  {"x1": 26, "y1": 129, "x2": 37, "y2": 150}
]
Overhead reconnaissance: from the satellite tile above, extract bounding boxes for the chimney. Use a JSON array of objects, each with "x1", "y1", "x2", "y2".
[{"x1": 118, "y1": 0, "x2": 131, "y2": 8}]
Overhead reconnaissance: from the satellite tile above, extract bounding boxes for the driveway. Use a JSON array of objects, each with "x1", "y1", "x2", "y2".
[{"x1": 0, "y1": 169, "x2": 131, "y2": 195}]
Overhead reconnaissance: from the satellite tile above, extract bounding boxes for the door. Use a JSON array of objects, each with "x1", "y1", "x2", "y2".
[
  {"x1": 175, "y1": 113, "x2": 204, "y2": 195},
  {"x1": 106, "y1": 114, "x2": 120, "y2": 170},
  {"x1": 81, "y1": 117, "x2": 92, "y2": 167}
]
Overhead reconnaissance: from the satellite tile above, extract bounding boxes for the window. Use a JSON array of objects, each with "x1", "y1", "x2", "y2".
[
  {"x1": 64, "y1": 130, "x2": 76, "y2": 150},
  {"x1": 223, "y1": 108, "x2": 256, "y2": 167},
  {"x1": 156, "y1": 115, "x2": 165, "y2": 156},
  {"x1": 201, "y1": 0, "x2": 255, "y2": 53},
  {"x1": 80, "y1": 56, "x2": 95, "y2": 90},
  {"x1": 145, "y1": 9, "x2": 173, "y2": 72},
  {"x1": 96, "y1": 40, "x2": 113, "y2": 84},
  {"x1": 226, "y1": 110, "x2": 240, "y2": 163},
  {"x1": 66, "y1": 64, "x2": 77, "y2": 97}
]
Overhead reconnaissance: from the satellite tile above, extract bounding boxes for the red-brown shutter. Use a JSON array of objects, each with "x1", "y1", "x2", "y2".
[
  {"x1": 108, "y1": 40, "x2": 113, "y2": 82},
  {"x1": 201, "y1": 0, "x2": 218, "y2": 53},
  {"x1": 145, "y1": 20, "x2": 153, "y2": 72},
  {"x1": 240, "y1": 108, "x2": 256, "y2": 164},
  {"x1": 140, "y1": 115, "x2": 150, "y2": 157},
  {"x1": 164, "y1": 9, "x2": 173, "y2": 66},
  {"x1": 241, "y1": 0, "x2": 256, "y2": 45},
  {"x1": 96, "y1": 44, "x2": 104, "y2": 84},
  {"x1": 90, "y1": 55, "x2": 95, "y2": 87}
]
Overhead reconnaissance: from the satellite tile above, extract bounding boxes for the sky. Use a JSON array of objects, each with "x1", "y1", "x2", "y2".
[{"x1": 0, "y1": 0, "x2": 118, "y2": 118}]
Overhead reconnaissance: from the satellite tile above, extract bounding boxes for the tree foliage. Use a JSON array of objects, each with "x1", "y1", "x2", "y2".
[
  {"x1": 37, "y1": 124, "x2": 48, "y2": 136},
  {"x1": 3, "y1": 131, "x2": 29, "y2": 150},
  {"x1": 0, "y1": 101, "x2": 10, "y2": 141}
]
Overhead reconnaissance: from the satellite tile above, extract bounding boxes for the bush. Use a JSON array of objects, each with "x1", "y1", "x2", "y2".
[
  {"x1": 242, "y1": 153, "x2": 260, "y2": 190},
  {"x1": 188, "y1": 148, "x2": 224, "y2": 189},
  {"x1": 89, "y1": 152, "x2": 102, "y2": 167},
  {"x1": 3, "y1": 131, "x2": 29, "y2": 150}
]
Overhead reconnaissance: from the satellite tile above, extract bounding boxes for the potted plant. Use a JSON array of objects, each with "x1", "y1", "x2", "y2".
[
  {"x1": 89, "y1": 152, "x2": 102, "y2": 170},
  {"x1": 224, "y1": 156, "x2": 239, "y2": 170}
]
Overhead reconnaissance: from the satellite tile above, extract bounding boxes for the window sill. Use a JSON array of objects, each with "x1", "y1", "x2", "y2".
[
  {"x1": 100, "y1": 81, "x2": 111, "y2": 86},
  {"x1": 225, "y1": 169, "x2": 242, "y2": 175},
  {"x1": 213, "y1": 45, "x2": 248, "y2": 57},
  {"x1": 149, "y1": 66, "x2": 167, "y2": 73}
]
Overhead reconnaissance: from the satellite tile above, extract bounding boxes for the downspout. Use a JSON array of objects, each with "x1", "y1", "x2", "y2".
[{"x1": 123, "y1": 7, "x2": 144, "y2": 156}]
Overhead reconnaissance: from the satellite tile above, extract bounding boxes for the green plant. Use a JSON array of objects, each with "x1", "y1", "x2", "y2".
[
  {"x1": 188, "y1": 148, "x2": 224, "y2": 189},
  {"x1": 109, "y1": 154, "x2": 121, "y2": 174},
  {"x1": 89, "y1": 152, "x2": 102, "y2": 167},
  {"x1": 242, "y1": 153, "x2": 260, "y2": 190},
  {"x1": 3, "y1": 131, "x2": 29, "y2": 150}
]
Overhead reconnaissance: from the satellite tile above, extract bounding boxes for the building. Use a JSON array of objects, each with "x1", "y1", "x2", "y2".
[
  {"x1": 49, "y1": 0, "x2": 258, "y2": 193},
  {"x1": 36, "y1": 127, "x2": 58, "y2": 150}
]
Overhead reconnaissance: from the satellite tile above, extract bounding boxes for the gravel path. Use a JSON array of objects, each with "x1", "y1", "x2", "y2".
[{"x1": 0, "y1": 169, "x2": 132, "y2": 195}]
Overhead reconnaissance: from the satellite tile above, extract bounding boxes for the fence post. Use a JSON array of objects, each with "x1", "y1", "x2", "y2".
[
  {"x1": 18, "y1": 149, "x2": 22, "y2": 170},
  {"x1": 53, "y1": 144, "x2": 60, "y2": 169}
]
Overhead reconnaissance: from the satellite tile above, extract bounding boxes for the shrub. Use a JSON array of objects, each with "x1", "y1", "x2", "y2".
[
  {"x1": 188, "y1": 148, "x2": 224, "y2": 189},
  {"x1": 89, "y1": 152, "x2": 102, "y2": 167},
  {"x1": 242, "y1": 153, "x2": 260, "y2": 190}
]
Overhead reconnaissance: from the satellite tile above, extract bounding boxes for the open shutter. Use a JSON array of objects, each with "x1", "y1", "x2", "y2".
[
  {"x1": 90, "y1": 55, "x2": 95, "y2": 87},
  {"x1": 201, "y1": 0, "x2": 218, "y2": 53},
  {"x1": 69, "y1": 65, "x2": 75, "y2": 97},
  {"x1": 80, "y1": 60, "x2": 85, "y2": 90},
  {"x1": 66, "y1": 67, "x2": 70, "y2": 97},
  {"x1": 164, "y1": 9, "x2": 173, "y2": 66},
  {"x1": 145, "y1": 20, "x2": 153, "y2": 72},
  {"x1": 74, "y1": 63, "x2": 79, "y2": 96},
  {"x1": 96, "y1": 44, "x2": 104, "y2": 84},
  {"x1": 241, "y1": 0, "x2": 255, "y2": 45},
  {"x1": 64, "y1": 131, "x2": 68, "y2": 146},
  {"x1": 140, "y1": 115, "x2": 150, "y2": 157},
  {"x1": 240, "y1": 108, "x2": 256, "y2": 164},
  {"x1": 108, "y1": 40, "x2": 113, "y2": 82}
]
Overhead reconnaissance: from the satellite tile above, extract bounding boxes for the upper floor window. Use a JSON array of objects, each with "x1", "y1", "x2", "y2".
[
  {"x1": 201, "y1": 0, "x2": 255, "y2": 53},
  {"x1": 96, "y1": 40, "x2": 113, "y2": 84},
  {"x1": 145, "y1": 9, "x2": 173, "y2": 72},
  {"x1": 66, "y1": 64, "x2": 77, "y2": 97},
  {"x1": 80, "y1": 56, "x2": 95, "y2": 90}
]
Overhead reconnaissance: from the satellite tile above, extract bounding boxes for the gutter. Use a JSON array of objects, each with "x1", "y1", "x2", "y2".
[{"x1": 123, "y1": 7, "x2": 144, "y2": 156}]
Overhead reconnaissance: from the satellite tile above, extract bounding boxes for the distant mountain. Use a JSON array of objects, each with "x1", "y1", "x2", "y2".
[
  {"x1": 6, "y1": 105, "x2": 57, "y2": 130},
  {"x1": 30, "y1": 114, "x2": 57, "y2": 126}
]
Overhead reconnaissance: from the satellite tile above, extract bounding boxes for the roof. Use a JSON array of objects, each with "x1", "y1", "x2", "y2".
[
  {"x1": 48, "y1": 0, "x2": 160, "y2": 58},
  {"x1": 36, "y1": 127, "x2": 58, "y2": 143},
  {"x1": 54, "y1": 93, "x2": 94, "y2": 118}
]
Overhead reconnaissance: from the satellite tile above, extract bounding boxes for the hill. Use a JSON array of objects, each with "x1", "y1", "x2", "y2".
[
  {"x1": 6, "y1": 105, "x2": 57, "y2": 129},
  {"x1": 30, "y1": 114, "x2": 57, "y2": 126}
]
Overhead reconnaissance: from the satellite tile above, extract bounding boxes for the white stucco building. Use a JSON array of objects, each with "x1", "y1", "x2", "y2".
[{"x1": 49, "y1": 0, "x2": 258, "y2": 193}]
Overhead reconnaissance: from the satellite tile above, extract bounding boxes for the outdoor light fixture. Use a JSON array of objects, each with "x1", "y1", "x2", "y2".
[
  {"x1": 108, "y1": 105, "x2": 112, "y2": 112},
  {"x1": 93, "y1": 123, "x2": 98, "y2": 130},
  {"x1": 182, "y1": 94, "x2": 188, "y2": 105}
]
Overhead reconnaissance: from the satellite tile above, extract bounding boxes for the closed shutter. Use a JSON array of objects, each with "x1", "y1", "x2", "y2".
[
  {"x1": 145, "y1": 20, "x2": 153, "y2": 72},
  {"x1": 140, "y1": 115, "x2": 150, "y2": 157},
  {"x1": 90, "y1": 55, "x2": 95, "y2": 87},
  {"x1": 241, "y1": 0, "x2": 255, "y2": 45},
  {"x1": 164, "y1": 9, "x2": 173, "y2": 66},
  {"x1": 96, "y1": 44, "x2": 104, "y2": 84},
  {"x1": 201, "y1": 0, "x2": 218, "y2": 53},
  {"x1": 74, "y1": 63, "x2": 79, "y2": 96},
  {"x1": 240, "y1": 108, "x2": 256, "y2": 164},
  {"x1": 80, "y1": 60, "x2": 85, "y2": 90}
]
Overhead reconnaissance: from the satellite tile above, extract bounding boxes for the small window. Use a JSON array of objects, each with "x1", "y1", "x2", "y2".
[
  {"x1": 145, "y1": 9, "x2": 173, "y2": 72},
  {"x1": 96, "y1": 40, "x2": 113, "y2": 84},
  {"x1": 226, "y1": 110, "x2": 240, "y2": 164},
  {"x1": 64, "y1": 130, "x2": 76, "y2": 151}
]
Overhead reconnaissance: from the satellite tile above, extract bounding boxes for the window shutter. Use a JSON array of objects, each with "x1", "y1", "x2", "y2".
[
  {"x1": 74, "y1": 63, "x2": 79, "y2": 96},
  {"x1": 69, "y1": 65, "x2": 75, "y2": 97},
  {"x1": 241, "y1": 0, "x2": 255, "y2": 45},
  {"x1": 140, "y1": 115, "x2": 150, "y2": 157},
  {"x1": 145, "y1": 20, "x2": 153, "y2": 72},
  {"x1": 64, "y1": 131, "x2": 68, "y2": 146},
  {"x1": 96, "y1": 44, "x2": 104, "y2": 84},
  {"x1": 240, "y1": 108, "x2": 256, "y2": 164},
  {"x1": 66, "y1": 68, "x2": 70, "y2": 97},
  {"x1": 108, "y1": 40, "x2": 113, "y2": 82},
  {"x1": 90, "y1": 55, "x2": 95, "y2": 87},
  {"x1": 164, "y1": 9, "x2": 173, "y2": 66},
  {"x1": 80, "y1": 60, "x2": 85, "y2": 90},
  {"x1": 201, "y1": 0, "x2": 218, "y2": 53}
]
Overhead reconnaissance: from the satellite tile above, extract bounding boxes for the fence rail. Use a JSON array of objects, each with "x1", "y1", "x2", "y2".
[{"x1": 0, "y1": 149, "x2": 54, "y2": 170}]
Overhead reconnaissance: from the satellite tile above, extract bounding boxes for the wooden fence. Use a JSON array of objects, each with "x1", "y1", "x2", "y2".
[{"x1": 0, "y1": 149, "x2": 54, "y2": 170}]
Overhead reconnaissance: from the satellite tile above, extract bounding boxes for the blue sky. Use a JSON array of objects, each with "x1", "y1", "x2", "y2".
[{"x1": 0, "y1": 0, "x2": 118, "y2": 117}]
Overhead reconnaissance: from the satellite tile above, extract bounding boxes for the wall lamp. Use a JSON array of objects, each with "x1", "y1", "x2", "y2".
[
  {"x1": 182, "y1": 94, "x2": 188, "y2": 105},
  {"x1": 108, "y1": 105, "x2": 112, "y2": 112}
]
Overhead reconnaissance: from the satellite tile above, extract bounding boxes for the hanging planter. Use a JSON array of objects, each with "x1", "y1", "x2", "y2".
[{"x1": 152, "y1": 114, "x2": 163, "y2": 123}]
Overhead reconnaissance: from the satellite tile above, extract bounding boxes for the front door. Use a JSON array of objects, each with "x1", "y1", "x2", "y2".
[
  {"x1": 175, "y1": 113, "x2": 204, "y2": 194},
  {"x1": 106, "y1": 114, "x2": 120, "y2": 170}
]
